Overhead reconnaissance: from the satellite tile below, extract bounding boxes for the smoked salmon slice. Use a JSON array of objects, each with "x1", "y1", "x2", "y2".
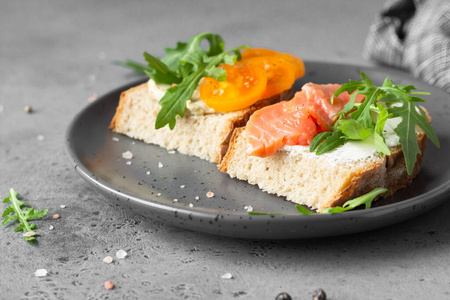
[{"x1": 245, "y1": 83, "x2": 361, "y2": 157}]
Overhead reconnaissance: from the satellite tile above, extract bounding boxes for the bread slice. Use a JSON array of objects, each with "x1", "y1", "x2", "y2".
[
  {"x1": 110, "y1": 82, "x2": 293, "y2": 163},
  {"x1": 219, "y1": 126, "x2": 428, "y2": 212}
]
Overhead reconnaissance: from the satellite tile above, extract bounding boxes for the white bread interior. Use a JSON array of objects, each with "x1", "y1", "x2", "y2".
[
  {"x1": 110, "y1": 82, "x2": 292, "y2": 163},
  {"x1": 219, "y1": 126, "x2": 428, "y2": 212}
]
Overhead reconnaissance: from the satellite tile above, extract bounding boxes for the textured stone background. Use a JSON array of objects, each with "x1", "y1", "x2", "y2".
[{"x1": 1, "y1": 1, "x2": 450, "y2": 299}]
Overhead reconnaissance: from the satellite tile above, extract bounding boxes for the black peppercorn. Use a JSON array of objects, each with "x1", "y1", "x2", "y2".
[
  {"x1": 312, "y1": 288, "x2": 327, "y2": 300},
  {"x1": 275, "y1": 292, "x2": 292, "y2": 300}
]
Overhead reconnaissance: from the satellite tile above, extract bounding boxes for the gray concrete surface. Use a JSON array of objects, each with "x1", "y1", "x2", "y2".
[{"x1": 1, "y1": 0, "x2": 450, "y2": 299}]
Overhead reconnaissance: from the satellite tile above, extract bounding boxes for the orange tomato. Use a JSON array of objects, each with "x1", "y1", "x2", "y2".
[
  {"x1": 244, "y1": 56, "x2": 296, "y2": 99},
  {"x1": 200, "y1": 48, "x2": 304, "y2": 112},
  {"x1": 242, "y1": 48, "x2": 305, "y2": 78},
  {"x1": 200, "y1": 61, "x2": 267, "y2": 112}
]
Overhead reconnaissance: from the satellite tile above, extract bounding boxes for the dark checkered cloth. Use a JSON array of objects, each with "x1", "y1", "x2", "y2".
[{"x1": 363, "y1": 0, "x2": 450, "y2": 93}]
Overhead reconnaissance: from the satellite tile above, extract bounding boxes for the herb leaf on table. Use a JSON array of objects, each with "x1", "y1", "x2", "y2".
[{"x1": 2, "y1": 188, "x2": 48, "y2": 242}]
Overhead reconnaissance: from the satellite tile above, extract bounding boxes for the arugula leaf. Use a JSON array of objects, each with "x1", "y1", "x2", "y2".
[
  {"x1": 338, "y1": 119, "x2": 372, "y2": 140},
  {"x1": 315, "y1": 131, "x2": 346, "y2": 155},
  {"x1": 320, "y1": 187, "x2": 388, "y2": 214},
  {"x1": 309, "y1": 131, "x2": 332, "y2": 152},
  {"x1": 112, "y1": 60, "x2": 151, "y2": 74},
  {"x1": 312, "y1": 72, "x2": 440, "y2": 175},
  {"x1": 248, "y1": 187, "x2": 389, "y2": 215},
  {"x1": 2, "y1": 188, "x2": 48, "y2": 242},
  {"x1": 146, "y1": 33, "x2": 248, "y2": 130}
]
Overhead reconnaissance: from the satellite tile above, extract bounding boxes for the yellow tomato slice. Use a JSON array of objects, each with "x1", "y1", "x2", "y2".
[
  {"x1": 200, "y1": 61, "x2": 267, "y2": 112},
  {"x1": 244, "y1": 56, "x2": 296, "y2": 99},
  {"x1": 241, "y1": 48, "x2": 305, "y2": 79}
]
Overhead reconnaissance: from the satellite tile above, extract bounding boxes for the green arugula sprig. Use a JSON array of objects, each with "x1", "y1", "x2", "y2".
[
  {"x1": 2, "y1": 188, "x2": 48, "y2": 242},
  {"x1": 310, "y1": 72, "x2": 440, "y2": 175},
  {"x1": 248, "y1": 187, "x2": 388, "y2": 216},
  {"x1": 116, "y1": 32, "x2": 249, "y2": 130}
]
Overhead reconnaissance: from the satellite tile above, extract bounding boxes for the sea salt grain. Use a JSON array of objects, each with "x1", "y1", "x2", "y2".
[
  {"x1": 126, "y1": 161, "x2": 132, "y2": 165},
  {"x1": 116, "y1": 249, "x2": 127, "y2": 259},
  {"x1": 180, "y1": 185, "x2": 185, "y2": 189},
  {"x1": 35, "y1": 269, "x2": 48, "y2": 277},
  {"x1": 146, "y1": 171, "x2": 151, "y2": 175},
  {"x1": 112, "y1": 137, "x2": 120, "y2": 142},
  {"x1": 195, "y1": 196, "x2": 200, "y2": 200},
  {"x1": 168, "y1": 150, "x2": 176, "y2": 154},
  {"x1": 189, "y1": 203, "x2": 193, "y2": 207},
  {"x1": 221, "y1": 273, "x2": 233, "y2": 279},
  {"x1": 245, "y1": 205, "x2": 253, "y2": 212},
  {"x1": 60, "y1": 205, "x2": 66, "y2": 209},
  {"x1": 104, "y1": 280, "x2": 114, "y2": 290},
  {"x1": 158, "y1": 162, "x2": 163, "y2": 168},
  {"x1": 103, "y1": 256, "x2": 113, "y2": 264},
  {"x1": 23, "y1": 231, "x2": 35, "y2": 238},
  {"x1": 88, "y1": 92, "x2": 98, "y2": 102},
  {"x1": 122, "y1": 151, "x2": 133, "y2": 159}
]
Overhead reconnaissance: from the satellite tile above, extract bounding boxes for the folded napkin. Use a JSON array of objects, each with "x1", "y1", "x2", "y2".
[{"x1": 363, "y1": 0, "x2": 450, "y2": 93}]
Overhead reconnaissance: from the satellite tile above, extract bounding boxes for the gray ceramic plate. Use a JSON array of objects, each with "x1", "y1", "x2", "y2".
[{"x1": 66, "y1": 61, "x2": 450, "y2": 239}]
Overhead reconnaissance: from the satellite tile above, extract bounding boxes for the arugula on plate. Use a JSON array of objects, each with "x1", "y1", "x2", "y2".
[
  {"x1": 310, "y1": 72, "x2": 440, "y2": 175},
  {"x1": 116, "y1": 32, "x2": 249, "y2": 130},
  {"x1": 248, "y1": 187, "x2": 389, "y2": 216},
  {"x1": 2, "y1": 188, "x2": 48, "y2": 242}
]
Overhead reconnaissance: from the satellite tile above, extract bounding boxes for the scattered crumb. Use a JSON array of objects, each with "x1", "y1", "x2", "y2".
[
  {"x1": 122, "y1": 151, "x2": 133, "y2": 159},
  {"x1": 221, "y1": 273, "x2": 233, "y2": 279},
  {"x1": 180, "y1": 185, "x2": 185, "y2": 189},
  {"x1": 23, "y1": 231, "x2": 35, "y2": 237},
  {"x1": 189, "y1": 203, "x2": 194, "y2": 208},
  {"x1": 195, "y1": 196, "x2": 200, "y2": 200},
  {"x1": 103, "y1": 256, "x2": 113, "y2": 264},
  {"x1": 158, "y1": 162, "x2": 163, "y2": 168},
  {"x1": 146, "y1": 171, "x2": 151, "y2": 175},
  {"x1": 24, "y1": 106, "x2": 32, "y2": 113},
  {"x1": 49, "y1": 225, "x2": 54, "y2": 230},
  {"x1": 126, "y1": 161, "x2": 132, "y2": 165},
  {"x1": 88, "y1": 92, "x2": 98, "y2": 102},
  {"x1": 104, "y1": 280, "x2": 114, "y2": 290},
  {"x1": 112, "y1": 137, "x2": 119, "y2": 142},
  {"x1": 173, "y1": 199, "x2": 178, "y2": 202},
  {"x1": 60, "y1": 205, "x2": 66, "y2": 209},
  {"x1": 167, "y1": 150, "x2": 176, "y2": 154},
  {"x1": 157, "y1": 193, "x2": 161, "y2": 197},
  {"x1": 244, "y1": 205, "x2": 253, "y2": 212},
  {"x1": 52, "y1": 214, "x2": 60, "y2": 219},
  {"x1": 116, "y1": 249, "x2": 127, "y2": 259},
  {"x1": 37, "y1": 135, "x2": 45, "y2": 141},
  {"x1": 206, "y1": 191, "x2": 214, "y2": 198},
  {"x1": 35, "y1": 269, "x2": 48, "y2": 277}
]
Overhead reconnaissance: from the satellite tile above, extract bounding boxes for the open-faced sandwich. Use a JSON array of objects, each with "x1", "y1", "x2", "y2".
[
  {"x1": 219, "y1": 73, "x2": 440, "y2": 213},
  {"x1": 110, "y1": 32, "x2": 304, "y2": 163}
]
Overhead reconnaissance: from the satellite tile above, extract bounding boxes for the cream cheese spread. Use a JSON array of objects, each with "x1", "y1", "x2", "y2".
[
  {"x1": 282, "y1": 117, "x2": 403, "y2": 166},
  {"x1": 147, "y1": 79, "x2": 215, "y2": 115}
]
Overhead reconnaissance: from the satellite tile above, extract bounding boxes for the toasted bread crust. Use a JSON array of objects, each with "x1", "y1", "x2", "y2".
[
  {"x1": 219, "y1": 126, "x2": 428, "y2": 212},
  {"x1": 110, "y1": 82, "x2": 292, "y2": 163}
]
